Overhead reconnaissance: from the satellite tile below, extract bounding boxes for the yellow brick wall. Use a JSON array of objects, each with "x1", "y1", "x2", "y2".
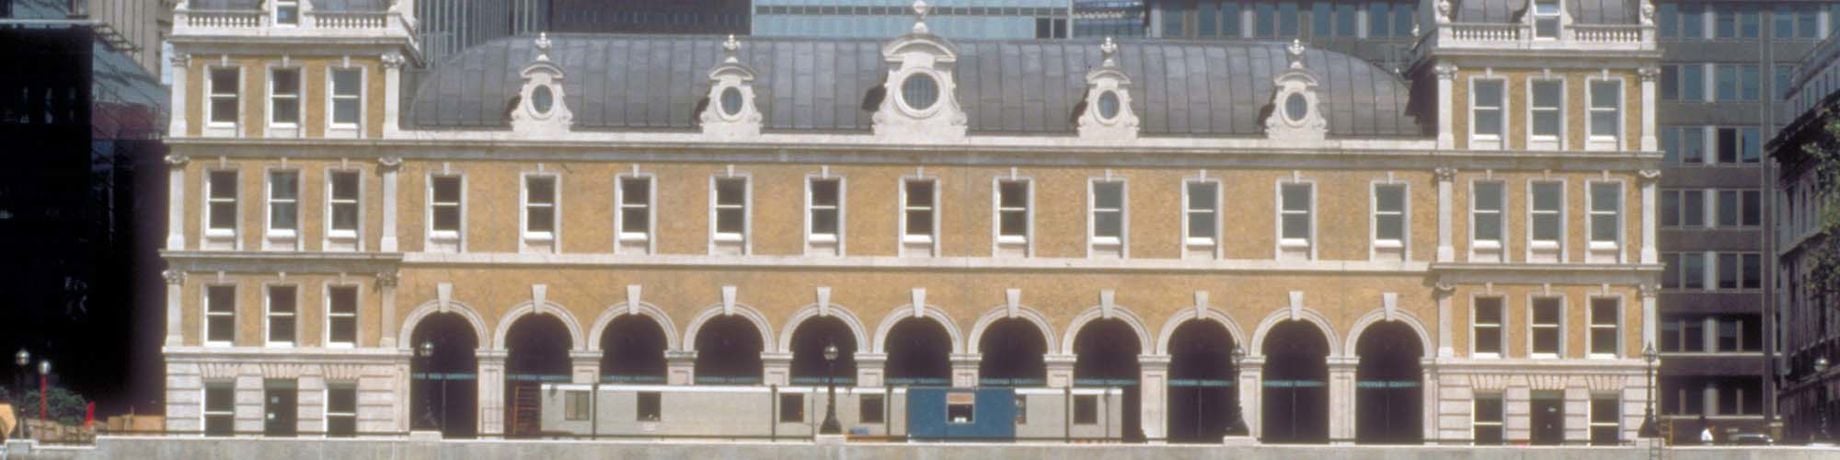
[
  {"x1": 1452, "y1": 69, "x2": 1644, "y2": 152},
  {"x1": 183, "y1": 57, "x2": 384, "y2": 138}
]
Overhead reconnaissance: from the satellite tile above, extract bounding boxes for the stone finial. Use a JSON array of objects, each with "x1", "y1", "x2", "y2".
[
  {"x1": 912, "y1": 0, "x2": 930, "y2": 34},
  {"x1": 1436, "y1": 0, "x2": 1451, "y2": 23},
  {"x1": 1640, "y1": 2, "x2": 1655, "y2": 26},
  {"x1": 1286, "y1": 39, "x2": 1306, "y2": 70},
  {"x1": 535, "y1": 32, "x2": 552, "y2": 62},
  {"x1": 1100, "y1": 37, "x2": 1118, "y2": 68},
  {"x1": 722, "y1": 34, "x2": 741, "y2": 63}
]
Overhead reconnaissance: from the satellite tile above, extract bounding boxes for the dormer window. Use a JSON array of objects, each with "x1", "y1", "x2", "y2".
[
  {"x1": 702, "y1": 35, "x2": 763, "y2": 137},
  {"x1": 511, "y1": 34, "x2": 573, "y2": 136},
  {"x1": 1283, "y1": 93, "x2": 1308, "y2": 123},
  {"x1": 1078, "y1": 38, "x2": 1139, "y2": 140},
  {"x1": 531, "y1": 86, "x2": 555, "y2": 116},
  {"x1": 719, "y1": 87, "x2": 744, "y2": 117},
  {"x1": 1096, "y1": 91, "x2": 1121, "y2": 121},
  {"x1": 873, "y1": 3, "x2": 967, "y2": 141},
  {"x1": 899, "y1": 74, "x2": 941, "y2": 113},
  {"x1": 275, "y1": 0, "x2": 300, "y2": 26},
  {"x1": 1533, "y1": 0, "x2": 1561, "y2": 38}
]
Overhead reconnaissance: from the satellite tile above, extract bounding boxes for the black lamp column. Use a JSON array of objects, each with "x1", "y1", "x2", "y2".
[
  {"x1": 416, "y1": 340, "x2": 437, "y2": 431},
  {"x1": 13, "y1": 349, "x2": 28, "y2": 440},
  {"x1": 1226, "y1": 345, "x2": 1249, "y2": 436},
  {"x1": 1639, "y1": 343, "x2": 1659, "y2": 438},
  {"x1": 820, "y1": 343, "x2": 842, "y2": 435},
  {"x1": 1816, "y1": 357, "x2": 1832, "y2": 445}
]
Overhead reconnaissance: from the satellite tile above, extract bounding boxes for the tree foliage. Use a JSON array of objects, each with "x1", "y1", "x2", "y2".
[
  {"x1": 0, "y1": 384, "x2": 91, "y2": 426},
  {"x1": 1802, "y1": 115, "x2": 1840, "y2": 305}
]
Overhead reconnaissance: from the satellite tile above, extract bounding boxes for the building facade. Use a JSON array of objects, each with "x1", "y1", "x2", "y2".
[
  {"x1": 160, "y1": 0, "x2": 1664, "y2": 445},
  {"x1": 1771, "y1": 26, "x2": 1840, "y2": 444}
]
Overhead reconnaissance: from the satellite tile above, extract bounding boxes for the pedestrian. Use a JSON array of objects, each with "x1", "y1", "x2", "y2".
[{"x1": 1700, "y1": 415, "x2": 1715, "y2": 445}]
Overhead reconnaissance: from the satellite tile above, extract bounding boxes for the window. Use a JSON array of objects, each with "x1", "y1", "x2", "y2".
[
  {"x1": 328, "y1": 171, "x2": 361, "y2": 243},
  {"x1": 1588, "y1": 80, "x2": 1623, "y2": 146},
  {"x1": 1529, "y1": 80, "x2": 1563, "y2": 146},
  {"x1": 1742, "y1": 253, "x2": 1761, "y2": 289},
  {"x1": 207, "y1": 170, "x2": 239, "y2": 241},
  {"x1": 327, "y1": 285, "x2": 357, "y2": 347},
  {"x1": 1279, "y1": 182, "x2": 1313, "y2": 259},
  {"x1": 267, "y1": 171, "x2": 299, "y2": 241},
  {"x1": 1681, "y1": 253, "x2": 1706, "y2": 289},
  {"x1": 805, "y1": 177, "x2": 840, "y2": 245},
  {"x1": 429, "y1": 175, "x2": 463, "y2": 248},
  {"x1": 205, "y1": 285, "x2": 236, "y2": 345},
  {"x1": 1014, "y1": 394, "x2": 1028, "y2": 424},
  {"x1": 1073, "y1": 394, "x2": 1098, "y2": 425},
  {"x1": 269, "y1": 68, "x2": 301, "y2": 127},
  {"x1": 1471, "y1": 79, "x2": 1506, "y2": 146},
  {"x1": 619, "y1": 176, "x2": 653, "y2": 252},
  {"x1": 860, "y1": 394, "x2": 884, "y2": 424},
  {"x1": 1474, "y1": 394, "x2": 1504, "y2": 445},
  {"x1": 1712, "y1": 127, "x2": 1762, "y2": 164},
  {"x1": 1471, "y1": 182, "x2": 1505, "y2": 259},
  {"x1": 1473, "y1": 297, "x2": 1504, "y2": 356},
  {"x1": 1531, "y1": 297, "x2": 1562, "y2": 357},
  {"x1": 1662, "y1": 64, "x2": 1706, "y2": 102},
  {"x1": 208, "y1": 67, "x2": 241, "y2": 126},
  {"x1": 712, "y1": 177, "x2": 747, "y2": 254},
  {"x1": 1663, "y1": 126, "x2": 1706, "y2": 164},
  {"x1": 1589, "y1": 396, "x2": 1619, "y2": 445},
  {"x1": 946, "y1": 394, "x2": 975, "y2": 423},
  {"x1": 204, "y1": 382, "x2": 235, "y2": 436},
  {"x1": 1588, "y1": 182, "x2": 1622, "y2": 251},
  {"x1": 329, "y1": 68, "x2": 362, "y2": 129},
  {"x1": 1777, "y1": 65, "x2": 1797, "y2": 99},
  {"x1": 327, "y1": 384, "x2": 357, "y2": 437},
  {"x1": 637, "y1": 391, "x2": 661, "y2": 421},
  {"x1": 1715, "y1": 252, "x2": 1763, "y2": 290},
  {"x1": 1532, "y1": 0, "x2": 1560, "y2": 38},
  {"x1": 1676, "y1": 189, "x2": 1706, "y2": 227},
  {"x1": 996, "y1": 180, "x2": 1029, "y2": 254},
  {"x1": 564, "y1": 390, "x2": 590, "y2": 421},
  {"x1": 903, "y1": 179, "x2": 937, "y2": 254},
  {"x1": 266, "y1": 285, "x2": 297, "y2": 346},
  {"x1": 1090, "y1": 181, "x2": 1125, "y2": 256},
  {"x1": 524, "y1": 175, "x2": 558, "y2": 243},
  {"x1": 1373, "y1": 183, "x2": 1406, "y2": 258},
  {"x1": 1715, "y1": 5, "x2": 1758, "y2": 38},
  {"x1": 1589, "y1": 297, "x2": 1620, "y2": 357},
  {"x1": 1530, "y1": 182, "x2": 1563, "y2": 260},
  {"x1": 779, "y1": 393, "x2": 804, "y2": 422},
  {"x1": 1716, "y1": 64, "x2": 1761, "y2": 102},
  {"x1": 1716, "y1": 190, "x2": 1762, "y2": 227},
  {"x1": 274, "y1": 0, "x2": 299, "y2": 25},
  {"x1": 1185, "y1": 181, "x2": 1219, "y2": 257}
]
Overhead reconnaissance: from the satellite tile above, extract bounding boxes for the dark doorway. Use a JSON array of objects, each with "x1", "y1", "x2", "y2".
[
  {"x1": 978, "y1": 318, "x2": 1047, "y2": 387},
  {"x1": 1260, "y1": 320, "x2": 1329, "y2": 444},
  {"x1": 1531, "y1": 391, "x2": 1565, "y2": 445},
  {"x1": 885, "y1": 318, "x2": 951, "y2": 386},
  {"x1": 1168, "y1": 320, "x2": 1237, "y2": 443},
  {"x1": 600, "y1": 316, "x2": 668, "y2": 383},
  {"x1": 504, "y1": 314, "x2": 573, "y2": 438},
  {"x1": 789, "y1": 316, "x2": 857, "y2": 385},
  {"x1": 410, "y1": 312, "x2": 479, "y2": 438},
  {"x1": 1073, "y1": 318, "x2": 1142, "y2": 442},
  {"x1": 1354, "y1": 322, "x2": 1423, "y2": 444},
  {"x1": 263, "y1": 379, "x2": 298, "y2": 437},
  {"x1": 694, "y1": 315, "x2": 764, "y2": 384}
]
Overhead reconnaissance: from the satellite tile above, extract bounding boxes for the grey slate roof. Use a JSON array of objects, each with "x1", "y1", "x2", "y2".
[
  {"x1": 405, "y1": 34, "x2": 1428, "y2": 138},
  {"x1": 190, "y1": 0, "x2": 383, "y2": 12},
  {"x1": 1453, "y1": 0, "x2": 1639, "y2": 25}
]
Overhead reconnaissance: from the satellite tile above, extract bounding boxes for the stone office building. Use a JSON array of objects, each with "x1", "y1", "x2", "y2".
[{"x1": 159, "y1": 0, "x2": 1664, "y2": 445}]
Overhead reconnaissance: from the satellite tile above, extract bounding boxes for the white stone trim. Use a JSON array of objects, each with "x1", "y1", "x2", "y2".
[
  {"x1": 870, "y1": 302, "x2": 965, "y2": 355},
  {"x1": 1248, "y1": 303, "x2": 1340, "y2": 357},
  {"x1": 397, "y1": 299, "x2": 491, "y2": 350},
  {"x1": 1343, "y1": 307, "x2": 1434, "y2": 359},
  {"x1": 681, "y1": 302, "x2": 775, "y2": 354},
  {"x1": 424, "y1": 170, "x2": 467, "y2": 253},
  {"x1": 780, "y1": 303, "x2": 871, "y2": 354},
  {"x1": 1060, "y1": 302, "x2": 1152, "y2": 356},
  {"x1": 1180, "y1": 173, "x2": 1223, "y2": 260},
  {"x1": 492, "y1": 299, "x2": 588, "y2": 352},
  {"x1": 586, "y1": 300, "x2": 681, "y2": 353},
  {"x1": 615, "y1": 171, "x2": 657, "y2": 255},
  {"x1": 967, "y1": 303, "x2": 1058, "y2": 355},
  {"x1": 1153, "y1": 306, "x2": 1247, "y2": 356},
  {"x1": 519, "y1": 170, "x2": 561, "y2": 254}
]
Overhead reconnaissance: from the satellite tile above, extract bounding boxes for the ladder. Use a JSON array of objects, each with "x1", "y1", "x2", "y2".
[{"x1": 509, "y1": 382, "x2": 542, "y2": 438}]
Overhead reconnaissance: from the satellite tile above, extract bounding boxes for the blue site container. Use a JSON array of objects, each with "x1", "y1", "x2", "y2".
[{"x1": 906, "y1": 387, "x2": 1016, "y2": 441}]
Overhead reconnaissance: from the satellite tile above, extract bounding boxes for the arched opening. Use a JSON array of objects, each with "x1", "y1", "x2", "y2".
[
  {"x1": 1167, "y1": 320, "x2": 1238, "y2": 443},
  {"x1": 693, "y1": 315, "x2": 764, "y2": 384},
  {"x1": 409, "y1": 312, "x2": 479, "y2": 438},
  {"x1": 789, "y1": 316, "x2": 857, "y2": 385},
  {"x1": 1260, "y1": 320, "x2": 1329, "y2": 444},
  {"x1": 885, "y1": 318, "x2": 951, "y2": 386},
  {"x1": 1073, "y1": 318, "x2": 1142, "y2": 442},
  {"x1": 978, "y1": 318, "x2": 1046, "y2": 386},
  {"x1": 503, "y1": 313, "x2": 572, "y2": 438},
  {"x1": 600, "y1": 316, "x2": 668, "y2": 384},
  {"x1": 1355, "y1": 321, "x2": 1424, "y2": 444}
]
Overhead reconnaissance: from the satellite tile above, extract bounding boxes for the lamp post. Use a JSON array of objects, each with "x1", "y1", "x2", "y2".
[
  {"x1": 1639, "y1": 343, "x2": 1659, "y2": 438},
  {"x1": 37, "y1": 359, "x2": 51, "y2": 423},
  {"x1": 1226, "y1": 345, "x2": 1248, "y2": 436},
  {"x1": 416, "y1": 340, "x2": 438, "y2": 432},
  {"x1": 1815, "y1": 357, "x2": 1832, "y2": 445},
  {"x1": 13, "y1": 349, "x2": 27, "y2": 439},
  {"x1": 819, "y1": 342, "x2": 842, "y2": 435}
]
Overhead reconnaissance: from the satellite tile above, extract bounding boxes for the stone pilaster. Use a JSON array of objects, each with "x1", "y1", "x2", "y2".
[
  {"x1": 1044, "y1": 354, "x2": 1076, "y2": 388},
  {"x1": 665, "y1": 351, "x2": 696, "y2": 385},
  {"x1": 1638, "y1": 67, "x2": 1659, "y2": 151},
  {"x1": 854, "y1": 352, "x2": 887, "y2": 387},
  {"x1": 378, "y1": 157, "x2": 402, "y2": 252},
  {"x1": 165, "y1": 154, "x2": 189, "y2": 250},
  {"x1": 1435, "y1": 167, "x2": 1456, "y2": 263},
  {"x1": 570, "y1": 350, "x2": 602, "y2": 384},
  {"x1": 1327, "y1": 356, "x2": 1358, "y2": 444},
  {"x1": 476, "y1": 351, "x2": 507, "y2": 437},
  {"x1": 1435, "y1": 282, "x2": 1456, "y2": 357},
  {"x1": 377, "y1": 271, "x2": 398, "y2": 348},
  {"x1": 950, "y1": 353, "x2": 980, "y2": 388},
  {"x1": 164, "y1": 270, "x2": 185, "y2": 347},
  {"x1": 1139, "y1": 354, "x2": 1171, "y2": 444},
  {"x1": 168, "y1": 53, "x2": 189, "y2": 137},
  {"x1": 381, "y1": 53, "x2": 404, "y2": 136},
  {"x1": 1434, "y1": 63, "x2": 1458, "y2": 149},
  {"x1": 762, "y1": 352, "x2": 793, "y2": 387},
  {"x1": 1239, "y1": 356, "x2": 1266, "y2": 439},
  {"x1": 1638, "y1": 169, "x2": 1660, "y2": 264}
]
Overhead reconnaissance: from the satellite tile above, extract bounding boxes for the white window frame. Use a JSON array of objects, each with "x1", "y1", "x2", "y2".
[
  {"x1": 1588, "y1": 394, "x2": 1621, "y2": 444},
  {"x1": 203, "y1": 169, "x2": 241, "y2": 250},
  {"x1": 1473, "y1": 394, "x2": 1505, "y2": 444},
  {"x1": 1527, "y1": 78, "x2": 1565, "y2": 150},
  {"x1": 264, "y1": 283, "x2": 298, "y2": 348},
  {"x1": 264, "y1": 168, "x2": 300, "y2": 249},
  {"x1": 900, "y1": 177, "x2": 940, "y2": 256},
  {"x1": 324, "y1": 284, "x2": 359, "y2": 349},
  {"x1": 617, "y1": 173, "x2": 657, "y2": 255},
  {"x1": 426, "y1": 173, "x2": 466, "y2": 252},
  {"x1": 326, "y1": 66, "x2": 364, "y2": 137},
  {"x1": 325, "y1": 169, "x2": 363, "y2": 250},
  {"x1": 266, "y1": 65, "x2": 302, "y2": 137},
  {"x1": 273, "y1": 0, "x2": 300, "y2": 26},
  {"x1": 202, "y1": 382, "x2": 235, "y2": 434},
  {"x1": 1275, "y1": 179, "x2": 1317, "y2": 260},
  {"x1": 1527, "y1": 180, "x2": 1566, "y2": 262},
  {"x1": 1472, "y1": 295, "x2": 1505, "y2": 358},
  {"x1": 1182, "y1": 177, "x2": 1223, "y2": 259},
  {"x1": 205, "y1": 66, "x2": 241, "y2": 135},
  {"x1": 1469, "y1": 77, "x2": 1508, "y2": 150},
  {"x1": 1469, "y1": 180, "x2": 1508, "y2": 262},
  {"x1": 993, "y1": 176, "x2": 1033, "y2": 257},
  {"x1": 1586, "y1": 180, "x2": 1624, "y2": 262},
  {"x1": 1531, "y1": 0, "x2": 1563, "y2": 38},
  {"x1": 1088, "y1": 178, "x2": 1128, "y2": 258},
  {"x1": 1528, "y1": 295, "x2": 1565, "y2": 359},
  {"x1": 1587, "y1": 295, "x2": 1623, "y2": 358},
  {"x1": 709, "y1": 174, "x2": 750, "y2": 255},
  {"x1": 521, "y1": 172, "x2": 561, "y2": 253},
  {"x1": 204, "y1": 284, "x2": 237, "y2": 347},
  {"x1": 804, "y1": 174, "x2": 845, "y2": 256},
  {"x1": 325, "y1": 384, "x2": 358, "y2": 435},
  {"x1": 1369, "y1": 181, "x2": 1409, "y2": 261},
  {"x1": 1586, "y1": 77, "x2": 1626, "y2": 151}
]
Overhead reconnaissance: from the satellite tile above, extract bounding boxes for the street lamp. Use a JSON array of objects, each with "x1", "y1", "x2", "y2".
[
  {"x1": 1639, "y1": 343, "x2": 1660, "y2": 438},
  {"x1": 1226, "y1": 345, "x2": 1249, "y2": 436},
  {"x1": 819, "y1": 342, "x2": 842, "y2": 435},
  {"x1": 12, "y1": 349, "x2": 27, "y2": 439},
  {"x1": 416, "y1": 340, "x2": 444, "y2": 433},
  {"x1": 37, "y1": 359, "x2": 50, "y2": 423},
  {"x1": 1815, "y1": 357, "x2": 1832, "y2": 445}
]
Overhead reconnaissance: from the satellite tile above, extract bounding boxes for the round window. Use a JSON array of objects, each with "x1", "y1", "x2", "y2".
[
  {"x1": 901, "y1": 74, "x2": 940, "y2": 112},
  {"x1": 1283, "y1": 93, "x2": 1308, "y2": 123},
  {"x1": 719, "y1": 87, "x2": 744, "y2": 117},
  {"x1": 532, "y1": 86, "x2": 555, "y2": 115},
  {"x1": 1097, "y1": 91, "x2": 1121, "y2": 120}
]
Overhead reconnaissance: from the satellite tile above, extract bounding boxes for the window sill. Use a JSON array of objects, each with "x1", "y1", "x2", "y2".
[
  {"x1": 808, "y1": 234, "x2": 838, "y2": 243},
  {"x1": 524, "y1": 233, "x2": 556, "y2": 242},
  {"x1": 265, "y1": 343, "x2": 296, "y2": 349},
  {"x1": 902, "y1": 235, "x2": 936, "y2": 244},
  {"x1": 326, "y1": 342, "x2": 355, "y2": 349},
  {"x1": 712, "y1": 234, "x2": 744, "y2": 243},
  {"x1": 204, "y1": 341, "x2": 233, "y2": 348},
  {"x1": 996, "y1": 235, "x2": 1028, "y2": 245},
  {"x1": 1373, "y1": 240, "x2": 1404, "y2": 249}
]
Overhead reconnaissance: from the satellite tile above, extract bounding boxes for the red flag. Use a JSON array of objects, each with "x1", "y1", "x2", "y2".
[{"x1": 85, "y1": 402, "x2": 94, "y2": 428}]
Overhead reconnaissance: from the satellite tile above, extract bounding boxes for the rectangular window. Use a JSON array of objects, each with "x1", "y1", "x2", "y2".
[
  {"x1": 1662, "y1": 253, "x2": 1681, "y2": 289},
  {"x1": 266, "y1": 285, "x2": 297, "y2": 346},
  {"x1": 1681, "y1": 315, "x2": 1705, "y2": 351},
  {"x1": 1589, "y1": 396, "x2": 1620, "y2": 445},
  {"x1": 1471, "y1": 79, "x2": 1506, "y2": 143},
  {"x1": 1682, "y1": 190, "x2": 1705, "y2": 227},
  {"x1": 327, "y1": 385, "x2": 357, "y2": 437},
  {"x1": 1681, "y1": 4, "x2": 1705, "y2": 39},
  {"x1": 1589, "y1": 182, "x2": 1622, "y2": 246},
  {"x1": 1682, "y1": 253, "x2": 1706, "y2": 289},
  {"x1": 860, "y1": 394, "x2": 884, "y2": 424},
  {"x1": 713, "y1": 177, "x2": 748, "y2": 252},
  {"x1": 1530, "y1": 80, "x2": 1563, "y2": 144},
  {"x1": 1715, "y1": 189, "x2": 1758, "y2": 227},
  {"x1": 779, "y1": 394, "x2": 804, "y2": 422},
  {"x1": 204, "y1": 382, "x2": 235, "y2": 436},
  {"x1": 1680, "y1": 65, "x2": 1705, "y2": 101},
  {"x1": 618, "y1": 176, "x2": 653, "y2": 247},
  {"x1": 637, "y1": 391, "x2": 661, "y2": 421},
  {"x1": 1474, "y1": 297, "x2": 1504, "y2": 356},
  {"x1": 524, "y1": 175, "x2": 557, "y2": 238},
  {"x1": 1373, "y1": 183, "x2": 1406, "y2": 254},
  {"x1": 267, "y1": 171, "x2": 299, "y2": 238},
  {"x1": 805, "y1": 177, "x2": 840, "y2": 245},
  {"x1": 206, "y1": 285, "x2": 236, "y2": 345},
  {"x1": 1472, "y1": 182, "x2": 1505, "y2": 255},
  {"x1": 1777, "y1": 65, "x2": 1796, "y2": 99},
  {"x1": 564, "y1": 390, "x2": 590, "y2": 421},
  {"x1": 1661, "y1": 65, "x2": 1678, "y2": 100},
  {"x1": 1073, "y1": 394, "x2": 1098, "y2": 425},
  {"x1": 1279, "y1": 182, "x2": 1313, "y2": 257},
  {"x1": 426, "y1": 174, "x2": 462, "y2": 234},
  {"x1": 207, "y1": 170, "x2": 239, "y2": 239},
  {"x1": 1185, "y1": 181, "x2": 1219, "y2": 253},
  {"x1": 209, "y1": 68, "x2": 241, "y2": 125},
  {"x1": 997, "y1": 180, "x2": 1030, "y2": 251},
  {"x1": 319, "y1": 285, "x2": 356, "y2": 347},
  {"x1": 269, "y1": 68, "x2": 301, "y2": 126},
  {"x1": 328, "y1": 171, "x2": 361, "y2": 240},
  {"x1": 1590, "y1": 298, "x2": 1620, "y2": 357},
  {"x1": 1091, "y1": 180, "x2": 1125, "y2": 255},
  {"x1": 1588, "y1": 80, "x2": 1623, "y2": 145},
  {"x1": 903, "y1": 179, "x2": 937, "y2": 252},
  {"x1": 1532, "y1": 0, "x2": 1560, "y2": 38},
  {"x1": 1530, "y1": 182, "x2": 1563, "y2": 255},
  {"x1": 1474, "y1": 395, "x2": 1504, "y2": 445},
  {"x1": 1774, "y1": 5, "x2": 1795, "y2": 39},
  {"x1": 1531, "y1": 297, "x2": 1562, "y2": 357},
  {"x1": 1742, "y1": 253, "x2": 1761, "y2": 289},
  {"x1": 274, "y1": 0, "x2": 299, "y2": 25},
  {"x1": 947, "y1": 396, "x2": 975, "y2": 423},
  {"x1": 329, "y1": 68, "x2": 362, "y2": 128}
]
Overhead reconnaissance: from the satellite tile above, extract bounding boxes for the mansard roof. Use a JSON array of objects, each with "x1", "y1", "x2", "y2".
[
  {"x1": 190, "y1": 0, "x2": 386, "y2": 12},
  {"x1": 1453, "y1": 0, "x2": 1640, "y2": 25},
  {"x1": 405, "y1": 34, "x2": 1428, "y2": 138}
]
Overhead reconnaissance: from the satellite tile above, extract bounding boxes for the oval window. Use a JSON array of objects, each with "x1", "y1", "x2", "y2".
[
  {"x1": 531, "y1": 85, "x2": 555, "y2": 115},
  {"x1": 1283, "y1": 93, "x2": 1307, "y2": 123},
  {"x1": 901, "y1": 74, "x2": 940, "y2": 112},
  {"x1": 1097, "y1": 91, "x2": 1121, "y2": 120},
  {"x1": 719, "y1": 87, "x2": 744, "y2": 117}
]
